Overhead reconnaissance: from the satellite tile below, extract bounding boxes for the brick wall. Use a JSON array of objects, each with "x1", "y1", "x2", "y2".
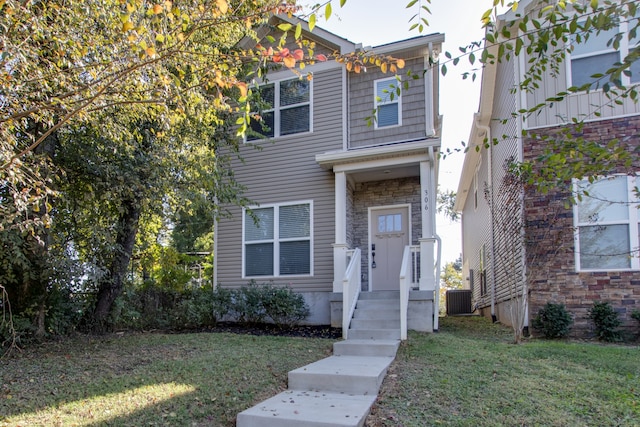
[{"x1": 524, "y1": 116, "x2": 640, "y2": 337}]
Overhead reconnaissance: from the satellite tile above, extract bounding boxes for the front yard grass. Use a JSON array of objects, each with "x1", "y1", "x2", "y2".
[
  {"x1": 1, "y1": 317, "x2": 638, "y2": 426},
  {"x1": 0, "y1": 332, "x2": 334, "y2": 426},
  {"x1": 367, "y1": 316, "x2": 640, "y2": 426}
]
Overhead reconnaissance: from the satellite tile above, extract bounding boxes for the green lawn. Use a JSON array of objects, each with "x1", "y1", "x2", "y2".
[
  {"x1": 0, "y1": 332, "x2": 334, "y2": 426},
  {"x1": 1, "y1": 318, "x2": 638, "y2": 427},
  {"x1": 368, "y1": 316, "x2": 640, "y2": 427}
]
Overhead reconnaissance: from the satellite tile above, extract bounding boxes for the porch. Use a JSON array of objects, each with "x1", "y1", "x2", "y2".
[{"x1": 315, "y1": 140, "x2": 442, "y2": 338}]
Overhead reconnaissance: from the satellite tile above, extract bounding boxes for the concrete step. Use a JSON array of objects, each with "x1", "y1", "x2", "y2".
[
  {"x1": 350, "y1": 318, "x2": 400, "y2": 330},
  {"x1": 358, "y1": 290, "x2": 400, "y2": 300},
  {"x1": 353, "y1": 307, "x2": 399, "y2": 320},
  {"x1": 333, "y1": 339, "x2": 400, "y2": 357},
  {"x1": 288, "y1": 355, "x2": 393, "y2": 395},
  {"x1": 355, "y1": 299, "x2": 399, "y2": 310},
  {"x1": 347, "y1": 328, "x2": 401, "y2": 340},
  {"x1": 236, "y1": 389, "x2": 376, "y2": 427}
]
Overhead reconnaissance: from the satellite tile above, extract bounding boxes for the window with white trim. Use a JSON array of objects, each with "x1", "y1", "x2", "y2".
[
  {"x1": 569, "y1": 18, "x2": 640, "y2": 87},
  {"x1": 374, "y1": 77, "x2": 401, "y2": 128},
  {"x1": 243, "y1": 202, "x2": 312, "y2": 277},
  {"x1": 574, "y1": 176, "x2": 640, "y2": 271},
  {"x1": 247, "y1": 78, "x2": 311, "y2": 140}
]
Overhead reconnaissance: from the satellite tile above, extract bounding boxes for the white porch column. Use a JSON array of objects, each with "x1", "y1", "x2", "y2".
[
  {"x1": 419, "y1": 160, "x2": 436, "y2": 291},
  {"x1": 333, "y1": 171, "x2": 348, "y2": 293}
]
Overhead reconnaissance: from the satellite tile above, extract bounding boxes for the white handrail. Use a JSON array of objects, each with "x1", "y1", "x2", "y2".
[
  {"x1": 342, "y1": 248, "x2": 361, "y2": 339},
  {"x1": 399, "y1": 246, "x2": 413, "y2": 340},
  {"x1": 433, "y1": 235, "x2": 442, "y2": 331}
]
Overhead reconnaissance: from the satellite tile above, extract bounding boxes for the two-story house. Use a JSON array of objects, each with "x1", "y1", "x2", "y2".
[
  {"x1": 213, "y1": 15, "x2": 444, "y2": 337},
  {"x1": 456, "y1": 0, "x2": 640, "y2": 337}
]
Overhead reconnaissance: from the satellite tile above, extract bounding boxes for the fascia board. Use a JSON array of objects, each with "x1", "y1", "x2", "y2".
[
  {"x1": 275, "y1": 15, "x2": 357, "y2": 54},
  {"x1": 316, "y1": 139, "x2": 440, "y2": 170},
  {"x1": 371, "y1": 33, "x2": 445, "y2": 55}
]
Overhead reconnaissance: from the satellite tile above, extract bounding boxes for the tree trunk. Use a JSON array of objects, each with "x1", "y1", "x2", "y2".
[{"x1": 91, "y1": 196, "x2": 141, "y2": 332}]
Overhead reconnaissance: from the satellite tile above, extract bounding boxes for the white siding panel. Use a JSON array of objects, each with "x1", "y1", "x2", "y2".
[{"x1": 524, "y1": 41, "x2": 640, "y2": 129}]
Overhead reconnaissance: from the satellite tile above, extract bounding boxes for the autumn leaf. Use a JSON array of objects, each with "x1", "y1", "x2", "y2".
[
  {"x1": 236, "y1": 82, "x2": 248, "y2": 97},
  {"x1": 152, "y1": 4, "x2": 163, "y2": 14},
  {"x1": 381, "y1": 62, "x2": 388, "y2": 73},
  {"x1": 216, "y1": 0, "x2": 228, "y2": 14},
  {"x1": 396, "y1": 59, "x2": 405, "y2": 69},
  {"x1": 293, "y1": 49, "x2": 304, "y2": 61},
  {"x1": 122, "y1": 21, "x2": 134, "y2": 32},
  {"x1": 315, "y1": 54, "x2": 327, "y2": 62},
  {"x1": 283, "y1": 56, "x2": 296, "y2": 68}
]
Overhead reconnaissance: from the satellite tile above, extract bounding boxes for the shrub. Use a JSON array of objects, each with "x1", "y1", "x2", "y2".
[
  {"x1": 532, "y1": 302, "x2": 573, "y2": 338},
  {"x1": 262, "y1": 284, "x2": 310, "y2": 327},
  {"x1": 588, "y1": 301, "x2": 622, "y2": 342},
  {"x1": 632, "y1": 309, "x2": 640, "y2": 323},
  {"x1": 212, "y1": 287, "x2": 232, "y2": 322},
  {"x1": 231, "y1": 281, "x2": 267, "y2": 324}
]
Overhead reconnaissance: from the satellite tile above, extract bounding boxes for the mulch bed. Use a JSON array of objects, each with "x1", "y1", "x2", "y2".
[{"x1": 172, "y1": 322, "x2": 343, "y2": 339}]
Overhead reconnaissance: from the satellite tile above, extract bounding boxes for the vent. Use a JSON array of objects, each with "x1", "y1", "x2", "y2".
[{"x1": 446, "y1": 290, "x2": 473, "y2": 315}]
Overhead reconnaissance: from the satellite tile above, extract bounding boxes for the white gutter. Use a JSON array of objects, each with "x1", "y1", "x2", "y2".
[{"x1": 424, "y1": 42, "x2": 436, "y2": 137}]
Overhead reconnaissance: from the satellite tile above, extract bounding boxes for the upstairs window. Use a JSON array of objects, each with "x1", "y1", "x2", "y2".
[
  {"x1": 374, "y1": 77, "x2": 401, "y2": 128},
  {"x1": 247, "y1": 78, "x2": 311, "y2": 140},
  {"x1": 569, "y1": 17, "x2": 640, "y2": 88},
  {"x1": 574, "y1": 176, "x2": 640, "y2": 271},
  {"x1": 570, "y1": 26, "x2": 620, "y2": 88},
  {"x1": 243, "y1": 202, "x2": 312, "y2": 277}
]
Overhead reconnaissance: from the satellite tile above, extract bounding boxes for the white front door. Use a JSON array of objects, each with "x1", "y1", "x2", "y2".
[{"x1": 370, "y1": 206, "x2": 410, "y2": 291}]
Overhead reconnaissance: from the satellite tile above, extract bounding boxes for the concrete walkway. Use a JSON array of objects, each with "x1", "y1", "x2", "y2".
[{"x1": 237, "y1": 292, "x2": 401, "y2": 427}]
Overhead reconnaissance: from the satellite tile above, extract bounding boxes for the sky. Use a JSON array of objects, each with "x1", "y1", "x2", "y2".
[{"x1": 313, "y1": 0, "x2": 492, "y2": 263}]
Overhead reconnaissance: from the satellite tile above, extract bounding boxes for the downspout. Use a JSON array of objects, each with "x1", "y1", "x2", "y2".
[
  {"x1": 425, "y1": 43, "x2": 436, "y2": 137},
  {"x1": 428, "y1": 146, "x2": 442, "y2": 331},
  {"x1": 476, "y1": 120, "x2": 497, "y2": 323}
]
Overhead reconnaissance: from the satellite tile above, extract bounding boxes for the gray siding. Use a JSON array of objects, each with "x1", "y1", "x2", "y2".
[
  {"x1": 461, "y1": 145, "x2": 492, "y2": 306},
  {"x1": 216, "y1": 68, "x2": 344, "y2": 292},
  {"x1": 461, "y1": 55, "x2": 525, "y2": 311},
  {"x1": 349, "y1": 54, "x2": 431, "y2": 148},
  {"x1": 490, "y1": 55, "x2": 525, "y2": 309},
  {"x1": 523, "y1": 41, "x2": 640, "y2": 129}
]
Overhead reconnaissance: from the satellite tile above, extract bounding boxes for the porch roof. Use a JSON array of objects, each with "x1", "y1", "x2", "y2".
[{"x1": 315, "y1": 139, "x2": 440, "y2": 183}]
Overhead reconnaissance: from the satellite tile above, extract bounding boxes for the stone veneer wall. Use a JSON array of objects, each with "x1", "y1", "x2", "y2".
[
  {"x1": 352, "y1": 177, "x2": 421, "y2": 288},
  {"x1": 523, "y1": 116, "x2": 640, "y2": 337}
]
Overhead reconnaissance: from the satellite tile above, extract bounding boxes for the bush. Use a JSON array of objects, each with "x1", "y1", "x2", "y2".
[
  {"x1": 532, "y1": 302, "x2": 573, "y2": 338},
  {"x1": 632, "y1": 309, "x2": 640, "y2": 323},
  {"x1": 231, "y1": 281, "x2": 267, "y2": 324},
  {"x1": 588, "y1": 301, "x2": 622, "y2": 342},
  {"x1": 223, "y1": 281, "x2": 310, "y2": 326},
  {"x1": 262, "y1": 284, "x2": 310, "y2": 327}
]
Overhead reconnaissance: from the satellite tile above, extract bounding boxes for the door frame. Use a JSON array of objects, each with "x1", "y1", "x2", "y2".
[{"x1": 367, "y1": 203, "x2": 412, "y2": 291}]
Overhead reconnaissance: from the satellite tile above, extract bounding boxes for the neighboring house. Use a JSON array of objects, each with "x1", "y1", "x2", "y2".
[
  {"x1": 455, "y1": 0, "x2": 640, "y2": 337},
  {"x1": 213, "y1": 16, "x2": 444, "y2": 336}
]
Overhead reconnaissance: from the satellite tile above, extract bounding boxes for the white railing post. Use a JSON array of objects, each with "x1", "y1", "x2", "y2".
[
  {"x1": 399, "y1": 246, "x2": 414, "y2": 340},
  {"x1": 342, "y1": 248, "x2": 361, "y2": 339},
  {"x1": 433, "y1": 235, "x2": 442, "y2": 331}
]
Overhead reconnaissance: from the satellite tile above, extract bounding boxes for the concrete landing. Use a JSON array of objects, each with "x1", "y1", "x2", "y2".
[
  {"x1": 236, "y1": 389, "x2": 376, "y2": 427},
  {"x1": 288, "y1": 355, "x2": 394, "y2": 395}
]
